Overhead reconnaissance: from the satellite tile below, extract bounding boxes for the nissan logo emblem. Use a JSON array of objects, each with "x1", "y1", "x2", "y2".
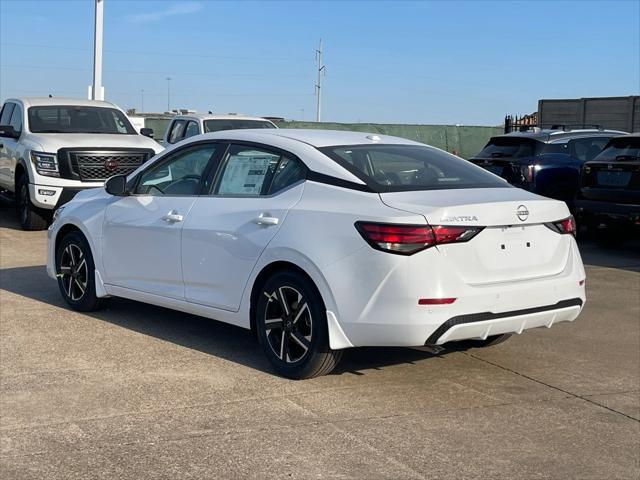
[
  {"x1": 105, "y1": 159, "x2": 119, "y2": 172},
  {"x1": 516, "y1": 205, "x2": 529, "y2": 222}
]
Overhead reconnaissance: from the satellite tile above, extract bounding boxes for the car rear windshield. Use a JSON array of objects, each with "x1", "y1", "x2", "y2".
[
  {"x1": 474, "y1": 137, "x2": 542, "y2": 159},
  {"x1": 319, "y1": 144, "x2": 510, "y2": 192},
  {"x1": 203, "y1": 119, "x2": 275, "y2": 133},
  {"x1": 28, "y1": 106, "x2": 136, "y2": 134},
  {"x1": 593, "y1": 137, "x2": 640, "y2": 162}
]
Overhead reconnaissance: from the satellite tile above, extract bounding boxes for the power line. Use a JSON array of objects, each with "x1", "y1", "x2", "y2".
[
  {"x1": 0, "y1": 42, "x2": 314, "y2": 63},
  {"x1": 0, "y1": 63, "x2": 310, "y2": 79}
]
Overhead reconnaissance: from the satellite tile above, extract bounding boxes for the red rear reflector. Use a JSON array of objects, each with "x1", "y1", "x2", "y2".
[
  {"x1": 355, "y1": 222, "x2": 483, "y2": 255},
  {"x1": 419, "y1": 298, "x2": 457, "y2": 305}
]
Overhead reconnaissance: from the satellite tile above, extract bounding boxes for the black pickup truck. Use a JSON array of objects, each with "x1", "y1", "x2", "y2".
[{"x1": 575, "y1": 133, "x2": 640, "y2": 244}]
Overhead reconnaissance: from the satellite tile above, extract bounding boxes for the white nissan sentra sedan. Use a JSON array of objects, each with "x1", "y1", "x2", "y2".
[{"x1": 47, "y1": 129, "x2": 586, "y2": 378}]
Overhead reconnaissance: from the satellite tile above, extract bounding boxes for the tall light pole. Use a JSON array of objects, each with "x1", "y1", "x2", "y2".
[
  {"x1": 90, "y1": 0, "x2": 104, "y2": 100},
  {"x1": 141, "y1": 89, "x2": 144, "y2": 112},
  {"x1": 166, "y1": 77, "x2": 171, "y2": 112},
  {"x1": 315, "y1": 39, "x2": 325, "y2": 122}
]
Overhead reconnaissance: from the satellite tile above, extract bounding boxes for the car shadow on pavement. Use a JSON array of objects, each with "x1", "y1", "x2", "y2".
[
  {"x1": 0, "y1": 264, "x2": 443, "y2": 377},
  {"x1": 577, "y1": 236, "x2": 640, "y2": 273}
]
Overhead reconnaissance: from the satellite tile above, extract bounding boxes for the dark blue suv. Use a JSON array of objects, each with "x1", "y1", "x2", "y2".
[{"x1": 470, "y1": 129, "x2": 625, "y2": 206}]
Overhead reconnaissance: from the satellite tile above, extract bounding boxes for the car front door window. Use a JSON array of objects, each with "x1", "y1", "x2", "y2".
[{"x1": 137, "y1": 144, "x2": 218, "y2": 196}]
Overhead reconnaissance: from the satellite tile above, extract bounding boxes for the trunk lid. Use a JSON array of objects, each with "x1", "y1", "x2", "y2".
[{"x1": 380, "y1": 188, "x2": 572, "y2": 285}]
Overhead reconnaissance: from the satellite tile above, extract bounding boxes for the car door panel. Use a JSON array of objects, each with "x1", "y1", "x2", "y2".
[
  {"x1": 181, "y1": 184, "x2": 304, "y2": 311},
  {"x1": 181, "y1": 144, "x2": 307, "y2": 311},
  {"x1": 102, "y1": 195, "x2": 195, "y2": 298},
  {"x1": 101, "y1": 142, "x2": 220, "y2": 299}
]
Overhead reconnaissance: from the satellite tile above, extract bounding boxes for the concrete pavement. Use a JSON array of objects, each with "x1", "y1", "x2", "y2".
[{"x1": 1, "y1": 205, "x2": 638, "y2": 479}]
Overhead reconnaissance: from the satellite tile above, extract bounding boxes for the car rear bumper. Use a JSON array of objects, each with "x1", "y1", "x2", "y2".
[
  {"x1": 425, "y1": 298, "x2": 582, "y2": 345},
  {"x1": 575, "y1": 199, "x2": 640, "y2": 228},
  {"x1": 327, "y1": 237, "x2": 586, "y2": 348}
]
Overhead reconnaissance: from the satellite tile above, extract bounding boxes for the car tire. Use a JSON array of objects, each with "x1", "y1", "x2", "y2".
[
  {"x1": 255, "y1": 270, "x2": 342, "y2": 379},
  {"x1": 56, "y1": 231, "x2": 105, "y2": 312},
  {"x1": 16, "y1": 175, "x2": 48, "y2": 231}
]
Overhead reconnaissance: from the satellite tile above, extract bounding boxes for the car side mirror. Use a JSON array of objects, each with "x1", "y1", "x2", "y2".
[
  {"x1": 0, "y1": 125, "x2": 19, "y2": 139},
  {"x1": 105, "y1": 175, "x2": 129, "y2": 196},
  {"x1": 140, "y1": 128, "x2": 154, "y2": 139}
]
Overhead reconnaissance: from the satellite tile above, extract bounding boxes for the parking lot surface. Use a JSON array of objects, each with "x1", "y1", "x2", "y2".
[{"x1": 1, "y1": 205, "x2": 639, "y2": 479}]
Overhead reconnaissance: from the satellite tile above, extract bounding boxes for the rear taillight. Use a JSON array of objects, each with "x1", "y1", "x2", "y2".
[
  {"x1": 355, "y1": 222, "x2": 483, "y2": 255},
  {"x1": 545, "y1": 216, "x2": 577, "y2": 236},
  {"x1": 521, "y1": 164, "x2": 536, "y2": 183}
]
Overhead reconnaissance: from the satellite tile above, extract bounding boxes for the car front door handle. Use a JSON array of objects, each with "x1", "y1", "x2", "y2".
[
  {"x1": 252, "y1": 214, "x2": 279, "y2": 226},
  {"x1": 162, "y1": 211, "x2": 184, "y2": 223}
]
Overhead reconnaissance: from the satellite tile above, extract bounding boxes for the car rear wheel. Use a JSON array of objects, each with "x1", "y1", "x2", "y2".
[
  {"x1": 255, "y1": 271, "x2": 342, "y2": 379},
  {"x1": 17, "y1": 175, "x2": 48, "y2": 231},
  {"x1": 56, "y1": 231, "x2": 105, "y2": 312}
]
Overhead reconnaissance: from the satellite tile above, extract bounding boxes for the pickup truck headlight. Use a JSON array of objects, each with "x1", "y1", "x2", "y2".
[{"x1": 30, "y1": 151, "x2": 60, "y2": 177}]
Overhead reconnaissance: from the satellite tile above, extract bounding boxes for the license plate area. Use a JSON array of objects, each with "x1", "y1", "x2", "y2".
[{"x1": 596, "y1": 170, "x2": 631, "y2": 187}]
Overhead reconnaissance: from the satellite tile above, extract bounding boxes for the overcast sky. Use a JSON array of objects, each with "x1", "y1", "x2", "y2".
[{"x1": 1, "y1": 0, "x2": 638, "y2": 125}]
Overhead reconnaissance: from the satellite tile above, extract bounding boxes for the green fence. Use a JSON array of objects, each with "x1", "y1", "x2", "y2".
[
  {"x1": 281, "y1": 122, "x2": 501, "y2": 159},
  {"x1": 141, "y1": 117, "x2": 501, "y2": 159}
]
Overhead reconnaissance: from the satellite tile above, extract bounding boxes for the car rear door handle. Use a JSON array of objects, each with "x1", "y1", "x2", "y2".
[
  {"x1": 252, "y1": 213, "x2": 279, "y2": 226},
  {"x1": 162, "y1": 211, "x2": 184, "y2": 223}
]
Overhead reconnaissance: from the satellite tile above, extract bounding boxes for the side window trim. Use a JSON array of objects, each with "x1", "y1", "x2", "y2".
[{"x1": 131, "y1": 141, "x2": 225, "y2": 196}]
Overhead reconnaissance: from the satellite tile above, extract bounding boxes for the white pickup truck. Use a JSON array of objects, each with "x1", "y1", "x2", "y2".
[{"x1": 0, "y1": 97, "x2": 163, "y2": 230}]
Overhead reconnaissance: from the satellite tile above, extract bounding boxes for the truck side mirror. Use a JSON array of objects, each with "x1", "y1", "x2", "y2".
[
  {"x1": 140, "y1": 128, "x2": 154, "y2": 139},
  {"x1": 0, "y1": 125, "x2": 19, "y2": 139},
  {"x1": 105, "y1": 175, "x2": 129, "y2": 196}
]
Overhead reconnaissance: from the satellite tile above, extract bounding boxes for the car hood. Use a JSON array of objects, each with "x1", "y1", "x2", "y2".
[{"x1": 24, "y1": 133, "x2": 164, "y2": 154}]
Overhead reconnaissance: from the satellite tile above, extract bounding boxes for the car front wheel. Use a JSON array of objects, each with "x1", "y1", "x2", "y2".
[
  {"x1": 256, "y1": 271, "x2": 342, "y2": 379},
  {"x1": 17, "y1": 175, "x2": 48, "y2": 231},
  {"x1": 56, "y1": 231, "x2": 105, "y2": 312}
]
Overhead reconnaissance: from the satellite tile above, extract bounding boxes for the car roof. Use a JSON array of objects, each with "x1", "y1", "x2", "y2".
[
  {"x1": 496, "y1": 129, "x2": 627, "y2": 143},
  {"x1": 5, "y1": 97, "x2": 119, "y2": 109},
  {"x1": 199, "y1": 128, "x2": 423, "y2": 148},
  {"x1": 172, "y1": 113, "x2": 274, "y2": 122}
]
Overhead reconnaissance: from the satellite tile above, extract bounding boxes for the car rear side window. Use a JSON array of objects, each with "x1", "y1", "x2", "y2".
[
  {"x1": 320, "y1": 144, "x2": 509, "y2": 192},
  {"x1": 213, "y1": 145, "x2": 304, "y2": 196}
]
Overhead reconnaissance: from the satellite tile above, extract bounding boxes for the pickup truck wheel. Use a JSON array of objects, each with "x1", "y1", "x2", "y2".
[
  {"x1": 56, "y1": 231, "x2": 105, "y2": 312},
  {"x1": 255, "y1": 271, "x2": 342, "y2": 379},
  {"x1": 16, "y1": 176, "x2": 48, "y2": 231}
]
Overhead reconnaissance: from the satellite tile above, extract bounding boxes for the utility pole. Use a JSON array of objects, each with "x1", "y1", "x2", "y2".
[
  {"x1": 166, "y1": 77, "x2": 171, "y2": 112},
  {"x1": 315, "y1": 39, "x2": 325, "y2": 122},
  {"x1": 90, "y1": 0, "x2": 104, "y2": 100}
]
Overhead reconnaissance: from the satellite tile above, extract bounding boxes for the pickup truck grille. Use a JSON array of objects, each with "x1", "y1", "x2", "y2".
[{"x1": 69, "y1": 151, "x2": 152, "y2": 181}]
